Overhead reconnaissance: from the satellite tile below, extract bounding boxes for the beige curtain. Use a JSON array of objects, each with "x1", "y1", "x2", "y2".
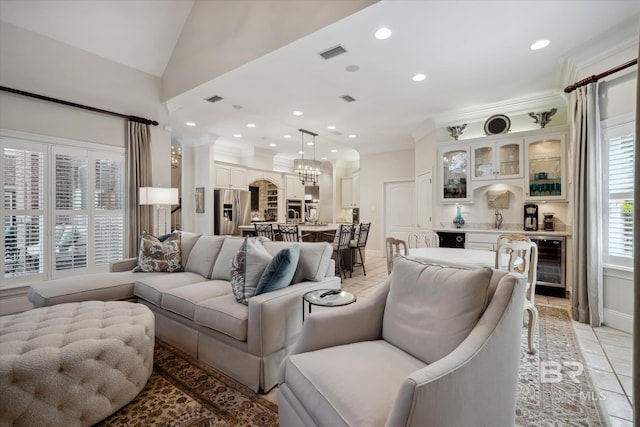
[
  {"x1": 632, "y1": 43, "x2": 639, "y2": 424},
  {"x1": 127, "y1": 121, "x2": 152, "y2": 257},
  {"x1": 570, "y1": 83, "x2": 603, "y2": 326}
]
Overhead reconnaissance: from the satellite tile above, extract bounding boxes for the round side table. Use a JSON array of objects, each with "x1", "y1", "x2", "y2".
[{"x1": 302, "y1": 289, "x2": 356, "y2": 322}]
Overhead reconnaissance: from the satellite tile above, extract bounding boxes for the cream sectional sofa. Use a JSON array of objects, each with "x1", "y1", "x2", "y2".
[{"x1": 28, "y1": 232, "x2": 340, "y2": 393}]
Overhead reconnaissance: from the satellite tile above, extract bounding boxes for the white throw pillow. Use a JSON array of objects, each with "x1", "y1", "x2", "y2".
[{"x1": 230, "y1": 237, "x2": 273, "y2": 304}]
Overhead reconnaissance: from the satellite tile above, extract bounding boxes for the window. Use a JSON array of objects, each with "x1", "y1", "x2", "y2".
[
  {"x1": 94, "y1": 158, "x2": 125, "y2": 266},
  {"x1": 1, "y1": 133, "x2": 125, "y2": 286},
  {"x1": 3, "y1": 143, "x2": 45, "y2": 281},
  {"x1": 602, "y1": 118, "x2": 634, "y2": 268}
]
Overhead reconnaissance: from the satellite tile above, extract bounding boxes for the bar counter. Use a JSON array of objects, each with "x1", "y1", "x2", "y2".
[{"x1": 239, "y1": 223, "x2": 347, "y2": 242}]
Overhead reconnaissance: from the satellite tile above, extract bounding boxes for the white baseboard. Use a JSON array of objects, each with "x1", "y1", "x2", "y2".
[
  {"x1": 603, "y1": 308, "x2": 633, "y2": 334},
  {"x1": 367, "y1": 249, "x2": 384, "y2": 258},
  {"x1": 0, "y1": 292, "x2": 33, "y2": 316}
]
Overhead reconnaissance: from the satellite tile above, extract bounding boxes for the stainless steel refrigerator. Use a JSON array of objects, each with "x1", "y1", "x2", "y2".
[{"x1": 213, "y1": 189, "x2": 251, "y2": 236}]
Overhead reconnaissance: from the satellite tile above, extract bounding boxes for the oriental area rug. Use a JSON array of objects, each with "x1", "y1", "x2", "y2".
[
  {"x1": 516, "y1": 306, "x2": 609, "y2": 426},
  {"x1": 99, "y1": 306, "x2": 607, "y2": 426},
  {"x1": 97, "y1": 340, "x2": 278, "y2": 427}
]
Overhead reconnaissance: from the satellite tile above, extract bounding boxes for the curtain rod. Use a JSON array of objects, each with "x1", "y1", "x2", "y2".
[
  {"x1": 0, "y1": 85, "x2": 159, "y2": 126},
  {"x1": 564, "y1": 58, "x2": 638, "y2": 94}
]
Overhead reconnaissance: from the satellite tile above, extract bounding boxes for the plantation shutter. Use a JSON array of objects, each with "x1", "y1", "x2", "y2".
[
  {"x1": 54, "y1": 149, "x2": 88, "y2": 273},
  {"x1": 94, "y1": 157, "x2": 125, "y2": 265},
  {"x1": 605, "y1": 128, "x2": 634, "y2": 266},
  {"x1": 2, "y1": 143, "x2": 45, "y2": 280}
]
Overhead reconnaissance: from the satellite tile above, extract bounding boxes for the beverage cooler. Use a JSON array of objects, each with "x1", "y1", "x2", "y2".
[{"x1": 529, "y1": 236, "x2": 566, "y2": 297}]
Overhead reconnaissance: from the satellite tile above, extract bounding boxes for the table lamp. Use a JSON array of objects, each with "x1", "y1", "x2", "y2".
[{"x1": 139, "y1": 187, "x2": 179, "y2": 235}]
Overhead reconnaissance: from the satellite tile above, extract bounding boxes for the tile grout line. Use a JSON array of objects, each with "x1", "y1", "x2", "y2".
[{"x1": 590, "y1": 324, "x2": 634, "y2": 409}]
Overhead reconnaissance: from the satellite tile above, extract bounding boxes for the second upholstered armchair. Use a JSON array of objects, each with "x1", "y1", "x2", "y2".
[{"x1": 279, "y1": 256, "x2": 526, "y2": 427}]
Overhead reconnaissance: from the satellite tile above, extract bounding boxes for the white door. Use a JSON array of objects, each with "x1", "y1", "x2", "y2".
[
  {"x1": 384, "y1": 180, "x2": 415, "y2": 244},
  {"x1": 416, "y1": 171, "x2": 433, "y2": 230}
]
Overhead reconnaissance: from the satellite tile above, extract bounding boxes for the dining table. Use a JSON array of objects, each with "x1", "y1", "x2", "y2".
[{"x1": 408, "y1": 247, "x2": 500, "y2": 268}]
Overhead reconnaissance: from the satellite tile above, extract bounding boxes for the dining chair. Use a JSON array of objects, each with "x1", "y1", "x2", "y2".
[
  {"x1": 254, "y1": 223, "x2": 275, "y2": 240},
  {"x1": 385, "y1": 237, "x2": 408, "y2": 274},
  {"x1": 350, "y1": 222, "x2": 371, "y2": 277},
  {"x1": 277, "y1": 224, "x2": 301, "y2": 242},
  {"x1": 330, "y1": 224, "x2": 354, "y2": 280},
  {"x1": 495, "y1": 234, "x2": 530, "y2": 271},
  {"x1": 408, "y1": 230, "x2": 440, "y2": 248},
  {"x1": 495, "y1": 236, "x2": 539, "y2": 354}
]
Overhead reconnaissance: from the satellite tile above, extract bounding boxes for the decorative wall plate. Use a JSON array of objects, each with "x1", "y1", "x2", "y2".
[{"x1": 484, "y1": 114, "x2": 511, "y2": 135}]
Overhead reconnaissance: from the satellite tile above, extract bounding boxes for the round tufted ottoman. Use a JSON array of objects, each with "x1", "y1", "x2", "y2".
[{"x1": 0, "y1": 301, "x2": 154, "y2": 426}]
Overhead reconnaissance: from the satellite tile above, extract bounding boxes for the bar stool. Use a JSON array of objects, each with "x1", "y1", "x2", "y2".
[
  {"x1": 350, "y1": 222, "x2": 371, "y2": 277},
  {"x1": 254, "y1": 223, "x2": 275, "y2": 240},
  {"x1": 330, "y1": 224, "x2": 353, "y2": 280},
  {"x1": 278, "y1": 224, "x2": 300, "y2": 241}
]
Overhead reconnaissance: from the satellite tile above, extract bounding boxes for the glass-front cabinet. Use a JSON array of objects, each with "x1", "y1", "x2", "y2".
[
  {"x1": 470, "y1": 140, "x2": 522, "y2": 181},
  {"x1": 524, "y1": 132, "x2": 567, "y2": 201},
  {"x1": 440, "y1": 146, "x2": 470, "y2": 202}
]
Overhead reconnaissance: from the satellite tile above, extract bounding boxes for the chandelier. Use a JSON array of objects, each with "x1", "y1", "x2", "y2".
[
  {"x1": 294, "y1": 129, "x2": 321, "y2": 186},
  {"x1": 171, "y1": 145, "x2": 182, "y2": 168}
]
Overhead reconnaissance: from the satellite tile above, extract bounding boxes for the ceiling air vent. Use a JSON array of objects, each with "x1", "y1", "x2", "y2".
[
  {"x1": 340, "y1": 94, "x2": 356, "y2": 103},
  {"x1": 205, "y1": 95, "x2": 224, "y2": 103},
  {"x1": 319, "y1": 45, "x2": 347, "y2": 60}
]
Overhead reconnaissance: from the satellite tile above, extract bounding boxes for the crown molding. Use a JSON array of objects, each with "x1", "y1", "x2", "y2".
[
  {"x1": 557, "y1": 57, "x2": 578, "y2": 94},
  {"x1": 572, "y1": 33, "x2": 639, "y2": 73},
  {"x1": 431, "y1": 91, "x2": 566, "y2": 128}
]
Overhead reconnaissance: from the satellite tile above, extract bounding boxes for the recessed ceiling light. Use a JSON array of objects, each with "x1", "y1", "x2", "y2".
[
  {"x1": 412, "y1": 73, "x2": 427, "y2": 82},
  {"x1": 348, "y1": 134, "x2": 357, "y2": 138},
  {"x1": 185, "y1": 121, "x2": 196, "y2": 126},
  {"x1": 247, "y1": 123, "x2": 256, "y2": 128},
  {"x1": 307, "y1": 142, "x2": 314, "y2": 146},
  {"x1": 345, "y1": 64, "x2": 360, "y2": 72},
  {"x1": 298, "y1": 151, "x2": 304, "y2": 154},
  {"x1": 284, "y1": 135, "x2": 291, "y2": 139},
  {"x1": 232, "y1": 105, "x2": 243, "y2": 109},
  {"x1": 293, "y1": 111, "x2": 303, "y2": 116},
  {"x1": 331, "y1": 149, "x2": 338, "y2": 153},
  {"x1": 233, "y1": 134, "x2": 241, "y2": 138},
  {"x1": 327, "y1": 125, "x2": 336, "y2": 130},
  {"x1": 530, "y1": 39, "x2": 550, "y2": 50},
  {"x1": 269, "y1": 143, "x2": 276, "y2": 147},
  {"x1": 374, "y1": 27, "x2": 392, "y2": 40},
  {"x1": 321, "y1": 157, "x2": 327, "y2": 160}
]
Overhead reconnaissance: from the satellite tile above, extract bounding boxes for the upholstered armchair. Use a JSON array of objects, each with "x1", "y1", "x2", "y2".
[{"x1": 279, "y1": 256, "x2": 526, "y2": 427}]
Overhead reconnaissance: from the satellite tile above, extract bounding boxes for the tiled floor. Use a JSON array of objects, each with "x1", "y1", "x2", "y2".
[{"x1": 340, "y1": 255, "x2": 634, "y2": 425}]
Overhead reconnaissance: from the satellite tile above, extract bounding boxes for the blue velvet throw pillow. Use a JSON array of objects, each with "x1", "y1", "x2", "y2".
[{"x1": 255, "y1": 244, "x2": 300, "y2": 295}]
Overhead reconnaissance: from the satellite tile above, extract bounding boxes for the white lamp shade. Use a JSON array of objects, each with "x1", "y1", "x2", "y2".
[{"x1": 139, "y1": 187, "x2": 179, "y2": 205}]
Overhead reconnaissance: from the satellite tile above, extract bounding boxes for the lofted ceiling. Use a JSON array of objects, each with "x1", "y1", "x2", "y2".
[{"x1": 1, "y1": 0, "x2": 639, "y2": 165}]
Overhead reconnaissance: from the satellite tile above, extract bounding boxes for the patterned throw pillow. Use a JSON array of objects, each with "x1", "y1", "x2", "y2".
[
  {"x1": 230, "y1": 237, "x2": 273, "y2": 304},
  {"x1": 133, "y1": 232, "x2": 183, "y2": 272},
  {"x1": 255, "y1": 244, "x2": 300, "y2": 295}
]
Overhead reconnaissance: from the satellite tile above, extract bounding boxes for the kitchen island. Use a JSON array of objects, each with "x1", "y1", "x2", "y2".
[
  {"x1": 239, "y1": 223, "x2": 363, "y2": 277},
  {"x1": 239, "y1": 223, "x2": 343, "y2": 242}
]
